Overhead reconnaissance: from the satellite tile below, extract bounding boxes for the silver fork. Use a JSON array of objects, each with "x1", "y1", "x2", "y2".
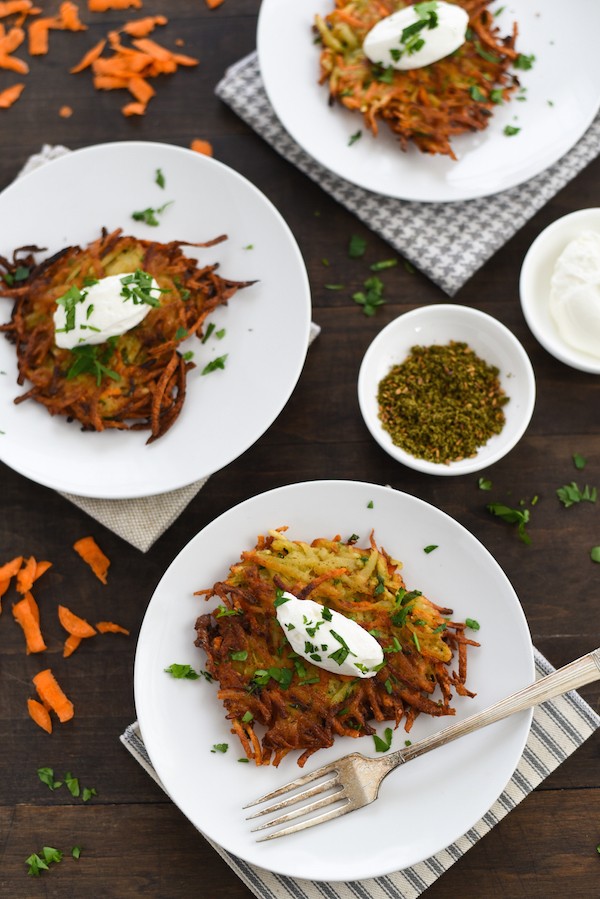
[{"x1": 245, "y1": 647, "x2": 600, "y2": 840}]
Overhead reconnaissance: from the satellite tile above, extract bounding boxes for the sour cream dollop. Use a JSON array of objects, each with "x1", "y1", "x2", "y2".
[
  {"x1": 549, "y1": 230, "x2": 600, "y2": 360},
  {"x1": 363, "y1": 1, "x2": 469, "y2": 71},
  {"x1": 275, "y1": 592, "x2": 384, "y2": 679},
  {"x1": 53, "y1": 272, "x2": 161, "y2": 350}
]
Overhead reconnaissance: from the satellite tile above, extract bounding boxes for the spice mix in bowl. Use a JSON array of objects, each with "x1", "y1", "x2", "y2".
[{"x1": 357, "y1": 304, "x2": 535, "y2": 476}]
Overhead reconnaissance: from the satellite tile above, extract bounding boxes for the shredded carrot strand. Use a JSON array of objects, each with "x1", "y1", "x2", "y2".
[
  {"x1": 88, "y1": 0, "x2": 142, "y2": 10},
  {"x1": 95, "y1": 620, "x2": 130, "y2": 635},
  {"x1": 70, "y1": 36, "x2": 105, "y2": 72},
  {"x1": 27, "y1": 697, "x2": 52, "y2": 733},
  {"x1": 63, "y1": 633, "x2": 82, "y2": 657},
  {"x1": 13, "y1": 595, "x2": 47, "y2": 653},
  {"x1": 58, "y1": 604, "x2": 97, "y2": 638},
  {"x1": 16, "y1": 555, "x2": 37, "y2": 593},
  {"x1": 73, "y1": 536, "x2": 110, "y2": 584},
  {"x1": 122, "y1": 15, "x2": 167, "y2": 38},
  {"x1": 33, "y1": 669, "x2": 74, "y2": 722}
]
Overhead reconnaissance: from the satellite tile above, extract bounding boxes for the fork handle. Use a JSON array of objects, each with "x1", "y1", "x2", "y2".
[{"x1": 385, "y1": 648, "x2": 600, "y2": 769}]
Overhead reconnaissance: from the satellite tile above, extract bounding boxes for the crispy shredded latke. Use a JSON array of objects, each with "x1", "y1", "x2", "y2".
[
  {"x1": 195, "y1": 529, "x2": 479, "y2": 767},
  {"x1": 315, "y1": 0, "x2": 520, "y2": 159},
  {"x1": 0, "y1": 230, "x2": 254, "y2": 442}
]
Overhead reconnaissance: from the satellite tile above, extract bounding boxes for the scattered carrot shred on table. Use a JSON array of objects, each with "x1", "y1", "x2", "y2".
[
  {"x1": 0, "y1": 24, "x2": 29, "y2": 72},
  {"x1": 0, "y1": 81, "x2": 23, "y2": 105},
  {"x1": 190, "y1": 138, "x2": 213, "y2": 156},
  {"x1": 205, "y1": 0, "x2": 225, "y2": 9},
  {"x1": 88, "y1": 0, "x2": 142, "y2": 11},
  {"x1": 122, "y1": 14, "x2": 166, "y2": 38},
  {"x1": 13, "y1": 593, "x2": 47, "y2": 653},
  {"x1": 0, "y1": 1, "x2": 35, "y2": 18},
  {"x1": 58, "y1": 103, "x2": 72, "y2": 116},
  {"x1": 28, "y1": 1, "x2": 86, "y2": 56},
  {"x1": 58, "y1": 603, "x2": 97, "y2": 638},
  {"x1": 63, "y1": 633, "x2": 82, "y2": 658},
  {"x1": 73, "y1": 536, "x2": 110, "y2": 584},
  {"x1": 33, "y1": 668, "x2": 74, "y2": 722},
  {"x1": 0, "y1": 556, "x2": 23, "y2": 607},
  {"x1": 27, "y1": 697, "x2": 52, "y2": 733},
  {"x1": 96, "y1": 620, "x2": 130, "y2": 635}
]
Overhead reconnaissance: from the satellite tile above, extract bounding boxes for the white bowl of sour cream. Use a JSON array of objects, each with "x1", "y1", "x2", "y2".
[
  {"x1": 520, "y1": 208, "x2": 600, "y2": 374},
  {"x1": 357, "y1": 304, "x2": 536, "y2": 476}
]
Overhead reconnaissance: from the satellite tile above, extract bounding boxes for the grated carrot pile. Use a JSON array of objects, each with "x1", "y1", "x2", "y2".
[
  {"x1": 1, "y1": 547, "x2": 129, "y2": 731},
  {"x1": 71, "y1": 26, "x2": 198, "y2": 116},
  {"x1": 0, "y1": 1, "x2": 202, "y2": 112}
]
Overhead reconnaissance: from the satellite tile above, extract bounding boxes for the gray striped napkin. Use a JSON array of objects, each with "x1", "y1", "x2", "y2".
[
  {"x1": 121, "y1": 647, "x2": 599, "y2": 898},
  {"x1": 216, "y1": 52, "x2": 600, "y2": 297},
  {"x1": 12, "y1": 145, "x2": 320, "y2": 551}
]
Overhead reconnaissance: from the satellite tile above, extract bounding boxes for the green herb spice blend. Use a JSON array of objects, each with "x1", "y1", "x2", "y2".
[{"x1": 377, "y1": 341, "x2": 509, "y2": 464}]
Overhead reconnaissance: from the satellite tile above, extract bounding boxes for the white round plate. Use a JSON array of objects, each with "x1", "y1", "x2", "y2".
[
  {"x1": 520, "y1": 207, "x2": 600, "y2": 374},
  {"x1": 0, "y1": 142, "x2": 311, "y2": 498},
  {"x1": 257, "y1": 0, "x2": 600, "y2": 202},
  {"x1": 134, "y1": 479, "x2": 534, "y2": 882},
  {"x1": 358, "y1": 304, "x2": 535, "y2": 475}
]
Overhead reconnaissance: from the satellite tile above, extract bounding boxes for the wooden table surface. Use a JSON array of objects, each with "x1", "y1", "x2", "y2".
[{"x1": 1, "y1": 2, "x2": 599, "y2": 897}]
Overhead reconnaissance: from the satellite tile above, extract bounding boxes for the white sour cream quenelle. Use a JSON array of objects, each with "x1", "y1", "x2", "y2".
[
  {"x1": 549, "y1": 230, "x2": 600, "y2": 360},
  {"x1": 363, "y1": 1, "x2": 469, "y2": 71},
  {"x1": 275, "y1": 592, "x2": 384, "y2": 678},
  {"x1": 54, "y1": 272, "x2": 160, "y2": 350}
]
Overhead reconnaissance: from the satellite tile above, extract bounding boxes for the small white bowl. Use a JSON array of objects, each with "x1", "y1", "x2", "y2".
[
  {"x1": 357, "y1": 304, "x2": 536, "y2": 476},
  {"x1": 519, "y1": 208, "x2": 600, "y2": 374}
]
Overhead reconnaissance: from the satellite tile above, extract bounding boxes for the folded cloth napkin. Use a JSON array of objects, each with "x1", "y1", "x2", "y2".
[
  {"x1": 121, "y1": 647, "x2": 599, "y2": 899},
  {"x1": 12, "y1": 147, "x2": 320, "y2": 552},
  {"x1": 216, "y1": 53, "x2": 600, "y2": 297}
]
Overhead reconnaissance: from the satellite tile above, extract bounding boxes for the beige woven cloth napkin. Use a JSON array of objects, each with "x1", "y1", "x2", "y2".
[
  {"x1": 13, "y1": 146, "x2": 319, "y2": 552},
  {"x1": 121, "y1": 647, "x2": 599, "y2": 898}
]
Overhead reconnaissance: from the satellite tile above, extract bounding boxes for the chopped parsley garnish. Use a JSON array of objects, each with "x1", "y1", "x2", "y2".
[
  {"x1": 71, "y1": 846, "x2": 82, "y2": 860},
  {"x1": 348, "y1": 130, "x2": 362, "y2": 146},
  {"x1": 201, "y1": 322, "x2": 215, "y2": 344},
  {"x1": 474, "y1": 40, "x2": 500, "y2": 64},
  {"x1": 348, "y1": 235, "x2": 367, "y2": 258},
  {"x1": 372, "y1": 726, "x2": 393, "y2": 753},
  {"x1": 230, "y1": 650, "x2": 248, "y2": 661},
  {"x1": 164, "y1": 663, "x2": 202, "y2": 680},
  {"x1": 478, "y1": 477, "x2": 493, "y2": 491},
  {"x1": 26, "y1": 847, "x2": 63, "y2": 877},
  {"x1": 37, "y1": 767, "x2": 62, "y2": 791},
  {"x1": 215, "y1": 605, "x2": 242, "y2": 618},
  {"x1": 66, "y1": 339, "x2": 121, "y2": 386},
  {"x1": 82, "y1": 787, "x2": 97, "y2": 803},
  {"x1": 423, "y1": 544, "x2": 438, "y2": 554},
  {"x1": 591, "y1": 547, "x2": 600, "y2": 564},
  {"x1": 573, "y1": 453, "x2": 586, "y2": 470},
  {"x1": 64, "y1": 772, "x2": 80, "y2": 798},
  {"x1": 504, "y1": 125, "x2": 521, "y2": 136},
  {"x1": 465, "y1": 618, "x2": 480, "y2": 631},
  {"x1": 486, "y1": 502, "x2": 531, "y2": 544},
  {"x1": 352, "y1": 275, "x2": 385, "y2": 316},
  {"x1": 274, "y1": 590, "x2": 291, "y2": 607},
  {"x1": 131, "y1": 201, "x2": 173, "y2": 226},
  {"x1": 155, "y1": 168, "x2": 166, "y2": 188},
  {"x1": 201, "y1": 354, "x2": 227, "y2": 375},
  {"x1": 556, "y1": 482, "x2": 597, "y2": 508},
  {"x1": 120, "y1": 269, "x2": 163, "y2": 307},
  {"x1": 243, "y1": 244, "x2": 254, "y2": 250},
  {"x1": 215, "y1": 328, "x2": 226, "y2": 339},
  {"x1": 412, "y1": 631, "x2": 421, "y2": 652},
  {"x1": 211, "y1": 743, "x2": 228, "y2": 753},
  {"x1": 324, "y1": 283, "x2": 345, "y2": 290},
  {"x1": 370, "y1": 258, "x2": 398, "y2": 271},
  {"x1": 367, "y1": 500, "x2": 374, "y2": 508},
  {"x1": 55, "y1": 284, "x2": 88, "y2": 333},
  {"x1": 328, "y1": 629, "x2": 356, "y2": 666},
  {"x1": 321, "y1": 606, "x2": 333, "y2": 621},
  {"x1": 242, "y1": 711, "x2": 254, "y2": 723},
  {"x1": 174, "y1": 327, "x2": 188, "y2": 341},
  {"x1": 514, "y1": 53, "x2": 535, "y2": 70},
  {"x1": 469, "y1": 85, "x2": 487, "y2": 102}
]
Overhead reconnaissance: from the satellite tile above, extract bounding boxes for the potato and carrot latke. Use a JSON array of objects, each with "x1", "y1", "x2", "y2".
[
  {"x1": 0, "y1": 230, "x2": 254, "y2": 442},
  {"x1": 315, "y1": 0, "x2": 520, "y2": 159},
  {"x1": 195, "y1": 529, "x2": 479, "y2": 766}
]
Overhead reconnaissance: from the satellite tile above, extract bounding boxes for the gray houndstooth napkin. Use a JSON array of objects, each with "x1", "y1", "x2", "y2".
[
  {"x1": 12, "y1": 147, "x2": 320, "y2": 552},
  {"x1": 121, "y1": 647, "x2": 599, "y2": 899},
  {"x1": 216, "y1": 52, "x2": 600, "y2": 297}
]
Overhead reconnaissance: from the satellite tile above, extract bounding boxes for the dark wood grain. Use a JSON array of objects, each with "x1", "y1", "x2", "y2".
[{"x1": 0, "y1": 2, "x2": 599, "y2": 897}]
